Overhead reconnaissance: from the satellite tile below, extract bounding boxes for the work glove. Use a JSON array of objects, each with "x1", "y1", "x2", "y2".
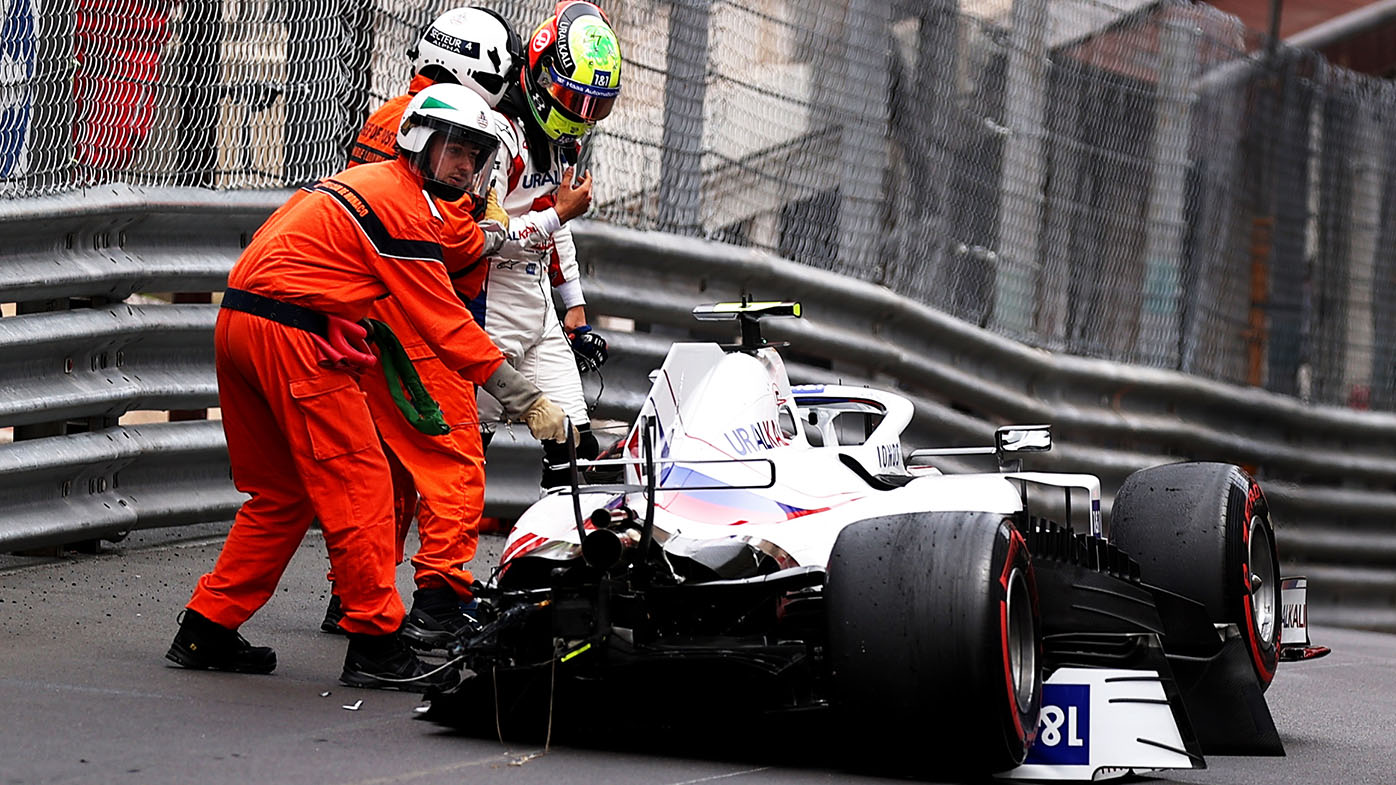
[
  {"x1": 524, "y1": 396, "x2": 571, "y2": 443},
  {"x1": 482, "y1": 188, "x2": 509, "y2": 229},
  {"x1": 483, "y1": 361, "x2": 540, "y2": 416},
  {"x1": 567, "y1": 325, "x2": 608, "y2": 373},
  {"x1": 482, "y1": 362, "x2": 578, "y2": 444},
  {"x1": 312, "y1": 315, "x2": 377, "y2": 376}
]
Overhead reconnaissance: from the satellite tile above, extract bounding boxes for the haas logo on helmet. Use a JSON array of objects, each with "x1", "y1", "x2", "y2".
[{"x1": 531, "y1": 28, "x2": 553, "y2": 54}]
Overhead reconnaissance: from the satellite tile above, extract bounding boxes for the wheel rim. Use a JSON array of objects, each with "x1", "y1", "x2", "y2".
[
  {"x1": 1005, "y1": 567, "x2": 1036, "y2": 713},
  {"x1": 1249, "y1": 515, "x2": 1278, "y2": 644}
]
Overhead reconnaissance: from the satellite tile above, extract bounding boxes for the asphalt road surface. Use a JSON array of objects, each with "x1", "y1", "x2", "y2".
[{"x1": 0, "y1": 524, "x2": 1385, "y2": 785}]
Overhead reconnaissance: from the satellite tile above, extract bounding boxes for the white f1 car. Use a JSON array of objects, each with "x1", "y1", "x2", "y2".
[{"x1": 425, "y1": 300, "x2": 1328, "y2": 780}]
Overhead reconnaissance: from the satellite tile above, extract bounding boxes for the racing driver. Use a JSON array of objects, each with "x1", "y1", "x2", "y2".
[{"x1": 472, "y1": 0, "x2": 621, "y2": 489}]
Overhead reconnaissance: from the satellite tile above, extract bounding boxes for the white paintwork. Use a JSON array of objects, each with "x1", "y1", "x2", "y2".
[
  {"x1": 499, "y1": 339, "x2": 1038, "y2": 564},
  {"x1": 501, "y1": 342, "x2": 1029, "y2": 570},
  {"x1": 1281, "y1": 577, "x2": 1312, "y2": 646},
  {"x1": 1004, "y1": 472, "x2": 1103, "y2": 537},
  {"x1": 498, "y1": 335, "x2": 1215, "y2": 781}
]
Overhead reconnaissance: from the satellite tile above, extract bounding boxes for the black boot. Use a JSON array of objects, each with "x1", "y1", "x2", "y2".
[
  {"x1": 320, "y1": 594, "x2": 345, "y2": 634},
  {"x1": 340, "y1": 631, "x2": 462, "y2": 692},
  {"x1": 166, "y1": 609, "x2": 277, "y2": 674},
  {"x1": 400, "y1": 586, "x2": 479, "y2": 652}
]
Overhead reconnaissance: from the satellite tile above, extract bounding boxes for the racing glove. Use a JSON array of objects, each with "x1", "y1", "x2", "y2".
[
  {"x1": 567, "y1": 325, "x2": 608, "y2": 373},
  {"x1": 311, "y1": 315, "x2": 377, "y2": 376}
]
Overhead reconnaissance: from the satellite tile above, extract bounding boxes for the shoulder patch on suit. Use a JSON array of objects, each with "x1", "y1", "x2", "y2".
[{"x1": 313, "y1": 178, "x2": 444, "y2": 263}]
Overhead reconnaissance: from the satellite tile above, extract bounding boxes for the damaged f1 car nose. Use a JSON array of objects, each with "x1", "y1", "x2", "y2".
[{"x1": 420, "y1": 298, "x2": 1328, "y2": 781}]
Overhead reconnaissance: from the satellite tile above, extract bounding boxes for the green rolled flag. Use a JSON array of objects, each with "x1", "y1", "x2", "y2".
[{"x1": 364, "y1": 318, "x2": 451, "y2": 436}]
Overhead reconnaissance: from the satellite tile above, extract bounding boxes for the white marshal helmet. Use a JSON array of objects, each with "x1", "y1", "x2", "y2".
[
  {"x1": 396, "y1": 83, "x2": 500, "y2": 202},
  {"x1": 410, "y1": 7, "x2": 522, "y2": 108}
]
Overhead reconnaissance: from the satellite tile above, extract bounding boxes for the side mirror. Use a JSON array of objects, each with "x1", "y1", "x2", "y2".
[{"x1": 996, "y1": 424, "x2": 1051, "y2": 455}]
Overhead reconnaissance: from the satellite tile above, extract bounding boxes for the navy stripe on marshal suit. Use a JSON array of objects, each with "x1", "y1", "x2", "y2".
[
  {"x1": 348, "y1": 140, "x2": 395, "y2": 166},
  {"x1": 311, "y1": 179, "x2": 444, "y2": 263}
]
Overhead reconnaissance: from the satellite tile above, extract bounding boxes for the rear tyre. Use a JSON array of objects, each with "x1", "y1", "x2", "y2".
[
  {"x1": 1111, "y1": 462, "x2": 1280, "y2": 690},
  {"x1": 826, "y1": 512, "x2": 1041, "y2": 776}
]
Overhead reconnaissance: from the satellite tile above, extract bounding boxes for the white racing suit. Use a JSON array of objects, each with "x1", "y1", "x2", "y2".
[{"x1": 471, "y1": 111, "x2": 595, "y2": 483}]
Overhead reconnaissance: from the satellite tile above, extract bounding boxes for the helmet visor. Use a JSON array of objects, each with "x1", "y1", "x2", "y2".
[
  {"x1": 529, "y1": 96, "x2": 595, "y2": 145},
  {"x1": 417, "y1": 119, "x2": 499, "y2": 202},
  {"x1": 542, "y1": 62, "x2": 618, "y2": 122}
]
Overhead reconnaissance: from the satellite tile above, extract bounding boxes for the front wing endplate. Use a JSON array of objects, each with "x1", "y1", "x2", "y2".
[{"x1": 998, "y1": 668, "x2": 1203, "y2": 781}]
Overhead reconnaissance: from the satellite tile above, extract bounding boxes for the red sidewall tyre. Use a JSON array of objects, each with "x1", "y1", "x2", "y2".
[
  {"x1": 826, "y1": 512, "x2": 1042, "y2": 775},
  {"x1": 1111, "y1": 462, "x2": 1281, "y2": 690}
]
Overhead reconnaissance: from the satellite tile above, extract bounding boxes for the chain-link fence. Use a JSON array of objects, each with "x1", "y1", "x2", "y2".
[{"x1": 2, "y1": 0, "x2": 1393, "y2": 410}]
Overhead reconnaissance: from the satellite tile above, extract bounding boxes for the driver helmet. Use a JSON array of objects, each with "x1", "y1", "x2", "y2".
[
  {"x1": 396, "y1": 83, "x2": 500, "y2": 202},
  {"x1": 521, "y1": 1, "x2": 622, "y2": 145},
  {"x1": 410, "y1": 6, "x2": 522, "y2": 108}
]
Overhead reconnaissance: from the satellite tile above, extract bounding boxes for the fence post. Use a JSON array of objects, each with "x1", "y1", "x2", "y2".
[
  {"x1": 834, "y1": 0, "x2": 892, "y2": 282},
  {"x1": 1267, "y1": 54, "x2": 1317, "y2": 398},
  {"x1": 175, "y1": 1, "x2": 220, "y2": 188},
  {"x1": 657, "y1": 0, "x2": 709, "y2": 236},
  {"x1": 883, "y1": 0, "x2": 960, "y2": 298},
  {"x1": 990, "y1": 0, "x2": 1049, "y2": 339},
  {"x1": 1341, "y1": 101, "x2": 1384, "y2": 407},
  {"x1": 1139, "y1": 8, "x2": 1200, "y2": 368}
]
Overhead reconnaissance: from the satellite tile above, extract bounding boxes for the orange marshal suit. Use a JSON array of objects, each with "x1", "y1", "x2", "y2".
[{"x1": 189, "y1": 157, "x2": 501, "y2": 635}]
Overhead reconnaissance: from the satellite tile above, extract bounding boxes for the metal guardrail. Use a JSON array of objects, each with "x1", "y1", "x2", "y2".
[
  {"x1": 0, "y1": 304, "x2": 217, "y2": 425},
  {"x1": 0, "y1": 420, "x2": 246, "y2": 553},
  {"x1": 1, "y1": 188, "x2": 1393, "y2": 629},
  {"x1": 0, "y1": 187, "x2": 283, "y2": 552}
]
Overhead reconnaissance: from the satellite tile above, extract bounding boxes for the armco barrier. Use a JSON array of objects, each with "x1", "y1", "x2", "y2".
[{"x1": 1, "y1": 187, "x2": 1393, "y2": 629}]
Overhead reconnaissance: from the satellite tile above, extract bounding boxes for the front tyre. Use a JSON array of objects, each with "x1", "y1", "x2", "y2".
[
  {"x1": 1111, "y1": 462, "x2": 1281, "y2": 690},
  {"x1": 826, "y1": 512, "x2": 1042, "y2": 776}
]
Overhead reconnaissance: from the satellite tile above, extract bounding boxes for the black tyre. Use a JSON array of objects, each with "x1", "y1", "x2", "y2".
[
  {"x1": 826, "y1": 512, "x2": 1041, "y2": 775},
  {"x1": 425, "y1": 666, "x2": 557, "y2": 742},
  {"x1": 1111, "y1": 462, "x2": 1280, "y2": 690}
]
